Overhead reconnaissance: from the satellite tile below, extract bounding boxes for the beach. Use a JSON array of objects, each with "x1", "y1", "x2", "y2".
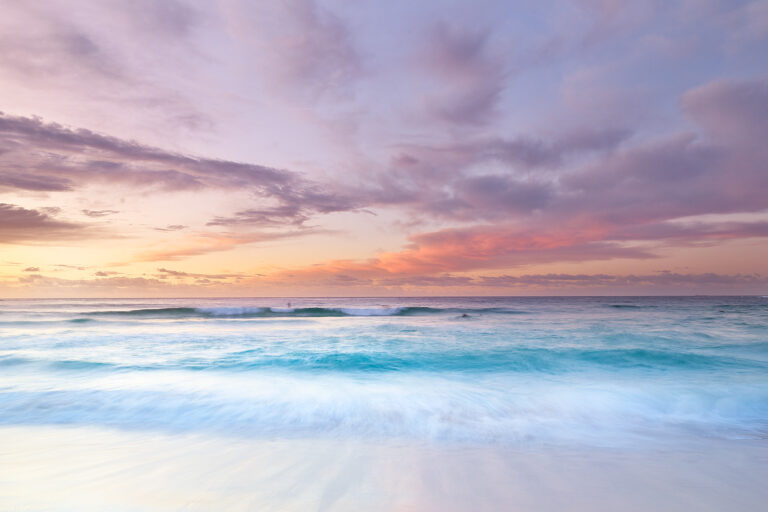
[
  {"x1": 2, "y1": 427, "x2": 767, "y2": 511},
  {"x1": 1, "y1": 296, "x2": 767, "y2": 510}
]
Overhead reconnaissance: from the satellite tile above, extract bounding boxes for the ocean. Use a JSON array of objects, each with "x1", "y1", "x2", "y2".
[{"x1": 2, "y1": 296, "x2": 768, "y2": 510}]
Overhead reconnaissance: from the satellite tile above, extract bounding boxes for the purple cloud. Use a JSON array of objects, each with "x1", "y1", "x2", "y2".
[
  {"x1": 222, "y1": 0, "x2": 362, "y2": 101},
  {"x1": 418, "y1": 22, "x2": 506, "y2": 125},
  {"x1": 154, "y1": 224, "x2": 188, "y2": 232},
  {"x1": 82, "y1": 209, "x2": 119, "y2": 218},
  {"x1": 0, "y1": 112, "x2": 359, "y2": 227},
  {"x1": 0, "y1": 203, "x2": 85, "y2": 243}
]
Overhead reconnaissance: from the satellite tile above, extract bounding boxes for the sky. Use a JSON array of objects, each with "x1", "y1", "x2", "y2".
[{"x1": 1, "y1": 0, "x2": 768, "y2": 297}]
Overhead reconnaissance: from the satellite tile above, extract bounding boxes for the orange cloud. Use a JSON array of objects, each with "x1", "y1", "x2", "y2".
[{"x1": 264, "y1": 223, "x2": 652, "y2": 286}]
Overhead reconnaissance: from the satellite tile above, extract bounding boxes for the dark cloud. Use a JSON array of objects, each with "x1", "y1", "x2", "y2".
[{"x1": 23, "y1": 267, "x2": 40, "y2": 272}]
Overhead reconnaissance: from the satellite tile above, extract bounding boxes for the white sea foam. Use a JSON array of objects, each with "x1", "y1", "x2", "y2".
[{"x1": 2, "y1": 369, "x2": 765, "y2": 446}]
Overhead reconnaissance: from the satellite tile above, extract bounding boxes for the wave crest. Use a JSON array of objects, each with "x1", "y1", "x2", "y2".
[{"x1": 81, "y1": 306, "x2": 526, "y2": 319}]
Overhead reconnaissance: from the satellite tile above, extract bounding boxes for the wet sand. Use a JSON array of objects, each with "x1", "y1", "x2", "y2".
[{"x1": 2, "y1": 426, "x2": 767, "y2": 511}]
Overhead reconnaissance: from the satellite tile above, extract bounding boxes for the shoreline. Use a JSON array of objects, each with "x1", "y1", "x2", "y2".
[{"x1": 2, "y1": 425, "x2": 767, "y2": 511}]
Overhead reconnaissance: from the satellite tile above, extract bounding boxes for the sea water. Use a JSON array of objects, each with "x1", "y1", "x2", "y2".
[{"x1": 1, "y1": 296, "x2": 768, "y2": 510}]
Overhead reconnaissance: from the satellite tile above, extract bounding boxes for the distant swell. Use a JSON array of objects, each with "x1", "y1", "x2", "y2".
[{"x1": 83, "y1": 306, "x2": 527, "y2": 319}]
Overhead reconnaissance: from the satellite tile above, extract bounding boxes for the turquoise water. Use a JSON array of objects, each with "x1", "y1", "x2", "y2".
[{"x1": 1, "y1": 296, "x2": 767, "y2": 446}]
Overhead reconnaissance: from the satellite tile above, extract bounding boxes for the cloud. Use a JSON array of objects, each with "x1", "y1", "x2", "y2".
[
  {"x1": 576, "y1": 0, "x2": 658, "y2": 46},
  {"x1": 476, "y1": 271, "x2": 768, "y2": 292},
  {"x1": 155, "y1": 268, "x2": 244, "y2": 281},
  {"x1": 377, "y1": 274, "x2": 475, "y2": 287},
  {"x1": 0, "y1": 112, "x2": 357, "y2": 226},
  {"x1": 263, "y1": 223, "x2": 655, "y2": 288},
  {"x1": 220, "y1": 0, "x2": 362, "y2": 101},
  {"x1": 607, "y1": 220, "x2": 768, "y2": 244},
  {"x1": 54, "y1": 264, "x2": 89, "y2": 271},
  {"x1": 392, "y1": 126, "x2": 631, "y2": 173},
  {"x1": 0, "y1": 112, "x2": 285, "y2": 188},
  {"x1": 259, "y1": 77, "x2": 768, "y2": 284},
  {"x1": 118, "y1": 0, "x2": 201, "y2": 38},
  {"x1": 12, "y1": 273, "x2": 169, "y2": 291},
  {"x1": 0, "y1": 203, "x2": 86, "y2": 244},
  {"x1": 726, "y1": 0, "x2": 768, "y2": 46},
  {"x1": 682, "y1": 77, "x2": 768, "y2": 147},
  {"x1": 23, "y1": 267, "x2": 40, "y2": 272},
  {"x1": 4, "y1": 74, "x2": 768, "y2": 273},
  {"x1": 418, "y1": 22, "x2": 507, "y2": 125},
  {"x1": 0, "y1": 172, "x2": 73, "y2": 192},
  {"x1": 0, "y1": 8, "x2": 122, "y2": 82},
  {"x1": 0, "y1": 2, "x2": 211, "y2": 132},
  {"x1": 365, "y1": 126, "x2": 631, "y2": 221},
  {"x1": 207, "y1": 206, "x2": 312, "y2": 227},
  {"x1": 267, "y1": 269, "x2": 767, "y2": 292},
  {"x1": 207, "y1": 76, "x2": 768, "y2": 272},
  {"x1": 5, "y1": 266, "x2": 765, "y2": 296},
  {"x1": 206, "y1": 185, "x2": 360, "y2": 227},
  {"x1": 377, "y1": 77, "x2": 768, "y2": 230},
  {"x1": 154, "y1": 224, "x2": 188, "y2": 231},
  {"x1": 557, "y1": 78, "x2": 768, "y2": 229},
  {"x1": 559, "y1": 133, "x2": 723, "y2": 224},
  {"x1": 82, "y1": 209, "x2": 119, "y2": 217}
]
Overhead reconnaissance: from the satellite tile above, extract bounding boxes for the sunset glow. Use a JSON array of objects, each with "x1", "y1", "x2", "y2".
[{"x1": 2, "y1": 0, "x2": 768, "y2": 296}]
